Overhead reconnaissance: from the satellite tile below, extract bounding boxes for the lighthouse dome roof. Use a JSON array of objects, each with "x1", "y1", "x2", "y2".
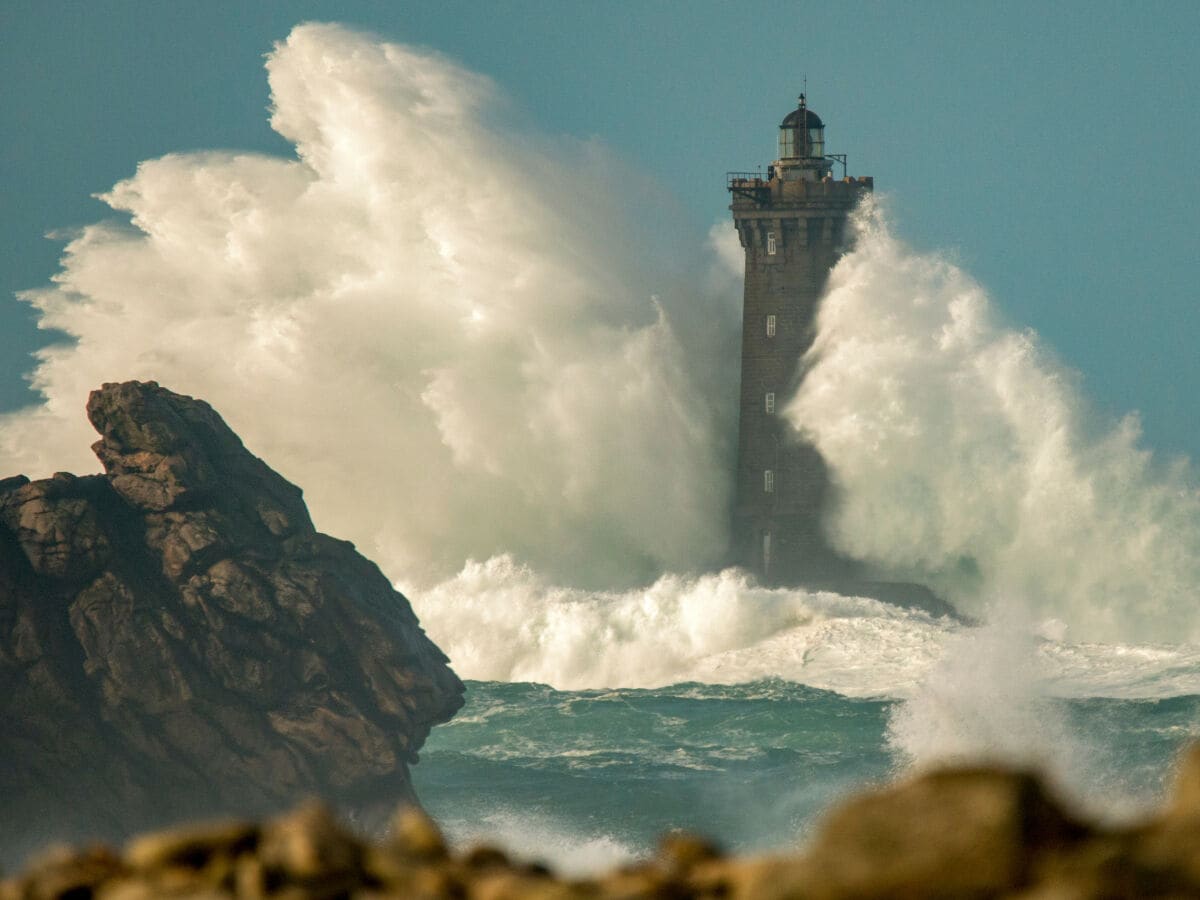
[{"x1": 780, "y1": 107, "x2": 824, "y2": 129}]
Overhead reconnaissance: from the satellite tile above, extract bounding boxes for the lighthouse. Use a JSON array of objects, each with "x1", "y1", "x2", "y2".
[{"x1": 727, "y1": 95, "x2": 873, "y2": 585}]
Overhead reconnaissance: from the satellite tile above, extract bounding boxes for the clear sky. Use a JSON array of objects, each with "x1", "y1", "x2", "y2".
[{"x1": 2, "y1": 1, "x2": 1198, "y2": 456}]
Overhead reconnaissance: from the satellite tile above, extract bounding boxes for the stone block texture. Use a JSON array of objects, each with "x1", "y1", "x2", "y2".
[{"x1": 729, "y1": 177, "x2": 872, "y2": 584}]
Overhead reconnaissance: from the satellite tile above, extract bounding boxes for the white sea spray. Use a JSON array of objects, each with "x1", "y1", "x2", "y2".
[
  {"x1": 0, "y1": 22, "x2": 739, "y2": 591},
  {"x1": 791, "y1": 199, "x2": 1200, "y2": 646}
]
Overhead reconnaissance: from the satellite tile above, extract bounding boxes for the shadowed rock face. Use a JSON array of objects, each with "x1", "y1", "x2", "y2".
[{"x1": 0, "y1": 381, "x2": 464, "y2": 862}]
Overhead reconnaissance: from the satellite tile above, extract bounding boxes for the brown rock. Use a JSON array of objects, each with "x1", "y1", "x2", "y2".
[
  {"x1": 463, "y1": 846, "x2": 511, "y2": 872},
  {"x1": 0, "y1": 381, "x2": 463, "y2": 863},
  {"x1": 391, "y1": 808, "x2": 448, "y2": 861},
  {"x1": 658, "y1": 833, "x2": 722, "y2": 873},
  {"x1": 258, "y1": 802, "x2": 360, "y2": 882},
  {"x1": 1122, "y1": 759, "x2": 1200, "y2": 896},
  {"x1": 0, "y1": 475, "x2": 111, "y2": 581},
  {"x1": 470, "y1": 870, "x2": 572, "y2": 900},
  {"x1": 3, "y1": 844, "x2": 125, "y2": 900},
  {"x1": 799, "y1": 768, "x2": 1088, "y2": 898},
  {"x1": 1025, "y1": 833, "x2": 1157, "y2": 899},
  {"x1": 124, "y1": 819, "x2": 258, "y2": 871},
  {"x1": 1166, "y1": 741, "x2": 1200, "y2": 820}
]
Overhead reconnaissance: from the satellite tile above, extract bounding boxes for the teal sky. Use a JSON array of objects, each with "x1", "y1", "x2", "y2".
[{"x1": 3, "y1": 1, "x2": 1198, "y2": 456}]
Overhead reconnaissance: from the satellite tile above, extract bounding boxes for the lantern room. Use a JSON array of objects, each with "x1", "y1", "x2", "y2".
[{"x1": 779, "y1": 94, "x2": 824, "y2": 159}]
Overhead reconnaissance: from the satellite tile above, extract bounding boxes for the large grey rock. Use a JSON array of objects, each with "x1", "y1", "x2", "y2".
[{"x1": 0, "y1": 381, "x2": 463, "y2": 865}]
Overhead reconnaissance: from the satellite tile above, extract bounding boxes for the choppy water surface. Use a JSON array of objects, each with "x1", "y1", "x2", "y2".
[{"x1": 414, "y1": 679, "x2": 1200, "y2": 874}]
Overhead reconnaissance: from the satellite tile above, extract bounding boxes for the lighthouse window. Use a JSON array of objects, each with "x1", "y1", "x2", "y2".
[
  {"x1": 766, "y1": 315, "x2": 776, "y2": 337},
  {"x1": 808, "y1": 128, "x2": 825, "y2": 158},
  {"x1": 765, "y1": 392, "x2": 775, "y2": 414},
  {"x1": 780, "y1": 128, "x2": 797, "y2": 159},
  {"x1": 766, "y1": 232, "x2": 777, "y2": 255},
  {"x1": 763, "y1": 531, "x2": 772, "y2": 570},
  {"x1": 764, "y1": 469, "x2": 775, "y2": 493}
]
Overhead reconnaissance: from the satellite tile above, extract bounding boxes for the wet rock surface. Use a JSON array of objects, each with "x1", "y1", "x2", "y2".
[
  {"x1": 0, "y1": 381, "x2": 464, "y2": 862},
  {"x1": 10, "y1": 751, "x2": 1200, "y2": 899}
]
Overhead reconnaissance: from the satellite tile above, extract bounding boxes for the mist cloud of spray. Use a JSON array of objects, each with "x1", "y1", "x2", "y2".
[
  {"x1": 791, "y1": 200, "x2": 1200, "y2": 645},
  {"x1": 881, "y1": 617, "x2": 1154, "y2": 822},
  {"x1": 0, "y1": 23, "x2": 740, "y2": 588}
]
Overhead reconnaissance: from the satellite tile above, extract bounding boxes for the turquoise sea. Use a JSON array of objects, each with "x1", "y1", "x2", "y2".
[{"x1": 414, "y1": 679, "x2": 1200, "y2": 873}]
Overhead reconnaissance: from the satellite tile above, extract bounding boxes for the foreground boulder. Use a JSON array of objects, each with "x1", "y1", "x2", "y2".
[
  {"x1": 9, "y1": 749, "x2": 1200, "y2": 898},
  {"x1": 0, "y1": 381, "x2": 464, "y2": 863}
]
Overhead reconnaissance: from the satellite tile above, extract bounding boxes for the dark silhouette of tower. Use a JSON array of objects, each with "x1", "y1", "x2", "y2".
[{"x1": 727, "y1": 95, "x2": 873, "y2": 586}]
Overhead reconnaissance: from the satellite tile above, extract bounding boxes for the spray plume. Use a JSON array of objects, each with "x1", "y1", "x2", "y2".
[
  {"x1": 0, "y1": 23, "x2": 739, "y2": 589},
  {"x1": 792, "y1": 200, "x2": 1200, "y2": 645}
]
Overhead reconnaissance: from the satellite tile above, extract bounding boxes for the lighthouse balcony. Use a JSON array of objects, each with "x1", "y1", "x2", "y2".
[
  {"x1": 728, "y1": 172, "x2": 874, "y2": 208},
  {"x1": 727, "y1": 172, "x2": 770, "y2": 201}
]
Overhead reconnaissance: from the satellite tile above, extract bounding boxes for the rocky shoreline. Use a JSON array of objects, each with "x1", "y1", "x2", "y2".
[{"x1": 8, "y1": 748, "x2": 1200, "y2": 898}]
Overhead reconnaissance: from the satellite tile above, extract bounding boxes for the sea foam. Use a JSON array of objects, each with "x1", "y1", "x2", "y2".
[{"x1": 408, "y1": 556, "x2": 1200, "y2": 701}]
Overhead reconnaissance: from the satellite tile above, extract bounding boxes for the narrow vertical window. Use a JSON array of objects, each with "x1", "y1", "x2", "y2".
[
  {"x1": 765, "y1": 392, "x2": 775, "y2": 414},
  {"x1": 766, "y1": 314, "x2": 776, "y2": 337},
  {"x1": 762, "y1": 531, "x2": 772, "y2": 571},
  {"x1": 764, "y1": 469, "x2": 775, "y2": 493},
  {"x1": 766, "y1": 232, "x2": 777, "y2": 255}
]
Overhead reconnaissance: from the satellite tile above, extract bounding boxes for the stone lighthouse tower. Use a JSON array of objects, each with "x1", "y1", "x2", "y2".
[{"x1": 727, "y1": 95, "x2": 873, "y2": 585}]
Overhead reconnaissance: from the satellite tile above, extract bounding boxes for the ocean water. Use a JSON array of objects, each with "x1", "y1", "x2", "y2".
[
  {"x1": 414, "y1": 680, "x2": 891, "y2": 873},
  {"x1": 409, "y1": 573, "x2": 1200, "y2": 873},
  {"x1": 414, "y1": 676, "x2": 1200, "y2": 874}
]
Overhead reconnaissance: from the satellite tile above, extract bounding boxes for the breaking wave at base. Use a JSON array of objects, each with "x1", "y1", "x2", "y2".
[
  {"x1": 408, "y1": 556, "x2": 951, "y2": 694},
  {"x1": 412, "y1": 559, "x2": 1200, "y2": 832},
  {"x1": 409, "y1": 556, "x2": 1200, "y2": 703}
]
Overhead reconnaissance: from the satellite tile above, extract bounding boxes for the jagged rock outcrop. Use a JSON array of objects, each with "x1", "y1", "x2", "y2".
[{"x1": 0, "y1": 381, "x2": 464, "y2": 863}]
